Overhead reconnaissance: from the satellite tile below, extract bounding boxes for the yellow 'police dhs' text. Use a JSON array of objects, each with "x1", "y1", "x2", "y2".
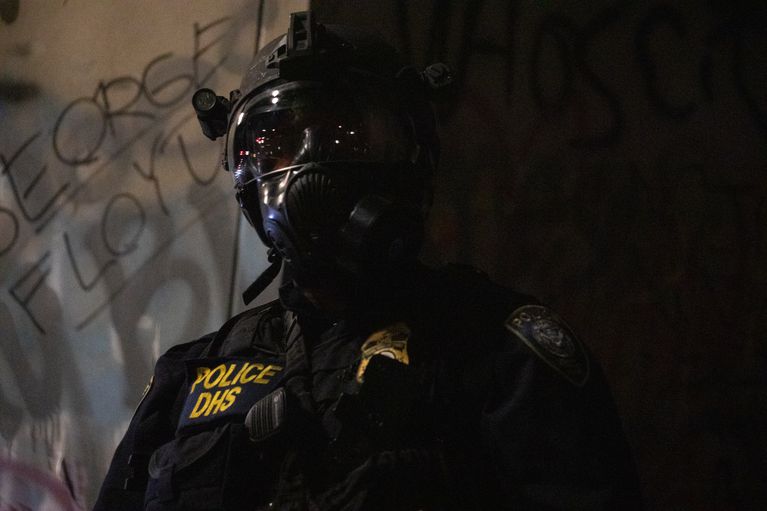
[{"x1": 188, "y1": 362, "x2": 283, "y2": 419}]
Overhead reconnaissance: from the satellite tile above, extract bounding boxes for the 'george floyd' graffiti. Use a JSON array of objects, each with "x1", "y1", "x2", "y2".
[{"x1": 0, "y1": 1, "x2": 306, "y2": 508}]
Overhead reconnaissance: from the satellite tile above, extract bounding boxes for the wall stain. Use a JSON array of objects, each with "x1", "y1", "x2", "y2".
[
  {"x1": 0, "y1": 79, "x2": 40, "y2": 102},
  {"x1": 0, "y1": 0, "x2": 19, "y2": 24}
]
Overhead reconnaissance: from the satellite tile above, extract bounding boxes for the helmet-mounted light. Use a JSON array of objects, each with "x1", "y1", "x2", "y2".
[{"x1": 192, "y1": 88, "x2": 231, "y2": 141}]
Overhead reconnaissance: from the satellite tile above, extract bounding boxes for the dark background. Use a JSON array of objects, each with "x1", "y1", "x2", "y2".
[{"x1": 313, "y1": 1, "x2": 767, "y2": 509}]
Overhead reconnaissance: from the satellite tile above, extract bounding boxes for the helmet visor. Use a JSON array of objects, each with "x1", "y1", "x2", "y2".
[{"x1": 228, "y1": 81, "x2": 418, "y2": 188}]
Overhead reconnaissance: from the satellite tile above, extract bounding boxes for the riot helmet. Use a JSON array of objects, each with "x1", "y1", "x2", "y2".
[{"x1": 193, "y1": 11, "x2": 452, "y2": 302}]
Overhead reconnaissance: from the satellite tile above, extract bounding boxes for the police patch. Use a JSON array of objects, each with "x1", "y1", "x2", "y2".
[
  {"x1": 177, "y1": 356, "x2": 285, "y2": 434},
  {"x1": 505, "y1": 305, "x2": 589, "y2": 386}
]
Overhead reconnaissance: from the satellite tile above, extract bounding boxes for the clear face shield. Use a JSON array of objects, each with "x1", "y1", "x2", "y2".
[{"x1": 227, "y1": 80, "x2": 419, "y2": 189}]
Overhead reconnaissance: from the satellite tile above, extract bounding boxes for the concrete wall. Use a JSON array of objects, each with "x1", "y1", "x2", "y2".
[
  {"x1": 0, "y1": 1, "x2": 305, "y2": 508},
  {"x1": 313, "y1": 1, "x2": 767, "y2": 509}
]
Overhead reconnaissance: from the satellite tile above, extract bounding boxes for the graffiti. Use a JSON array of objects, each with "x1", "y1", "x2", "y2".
[
  {"x1": 529, "y1": 14, "x2": 574, "y2": 116},
  {"x1": 15, "y1": 20, "x2": 233, "y2": 259},
  {"x1": 1, "y1": 134, "x2": 70, "y2": 228},
  {"x1": 0, "y1": 15, "x2": 236, "y2": 334},
  {"x1": 0, "y1": 7, "x2": 266, "y2": 509},
  {"x1": 46, "y1": 16, "x2": 229, "y2": 229},
  {"x1": 0, "y1": 1, "x2": 304, "y2": 508},
  {"x1": 527, "y1": 4, "x2": 625, "y2": 147},
  {"x1": 306, "y1": 1, "x2": 767, "y2": 508},
  {"x1": 635, "y1": 4, "x2": 696, "y2": 120},
  {"x1": 0, "y1": 284, "x2": 64, "y2": 429},
  {"x1": 0, "y1": 18, "x2": 247, "y2": 448},
  {"x1": 392, "y1": 1, "x2": 767, "y2": 145},
  {"x1": 529, "y1": 2, "x2": 765, "y2": 145},
  {"x1": 99, "y1": 210, "x2": 213, "y2": 404},
  {"x1": 0, "y1": 456, "x2": 77, "y2": 511},
  {"x1": 0, "y1": 207, "x2": 19, "y2": 257},
  {"x1": 100, "y1": 193, "x2": 146, "y2": 257},
  {"x1": 7, "y1": 252, "x2": 53, "y2": 335},
  {"x1": 396, "y1": 0, "x2": 517, "y2": 113},
  {"x1": 50, "y1": 50, "x2": 195, "y2": 167}
]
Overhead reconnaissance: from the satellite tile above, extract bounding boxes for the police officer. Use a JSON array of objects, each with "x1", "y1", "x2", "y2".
[{"x1": 94, "y1": 11, "x2": 642, "y2": 510}]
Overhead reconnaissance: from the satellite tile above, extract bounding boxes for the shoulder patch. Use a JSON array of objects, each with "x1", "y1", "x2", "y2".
[
  {"x1": 504, "y1": 305, "x2": 590, "y2": 386},
  {"x1": 177, "y1": 356, "x2": 285, "y2": 434}
]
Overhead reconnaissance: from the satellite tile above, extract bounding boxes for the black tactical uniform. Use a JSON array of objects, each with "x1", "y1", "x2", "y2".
[
  {"x1": 95, "y1": 11, "x2": 642, "y2": 510},
  {"x1": 94, "y1": 264, "x2": 641, "y2": 510}
]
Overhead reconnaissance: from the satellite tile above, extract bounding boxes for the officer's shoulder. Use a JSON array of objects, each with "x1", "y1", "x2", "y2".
[
  {"x1": 434, "y1": 264, "x2": 591, "y2": 387},
  {"x1": 434, "y1": 263, "x2": 538, "y2": 317},
  {"x1": 159, "y1": 299, "x2": 284, "y2": 361},
  {"x1": 424, "y1": 263, "x2": 534, "y2": 349},
  {"x1": 160, "y1": 335, "x2": 215, "y2": 361}
]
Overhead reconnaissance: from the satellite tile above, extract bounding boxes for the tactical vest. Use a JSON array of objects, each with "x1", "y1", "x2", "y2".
[{"x1": 116, "y1": 266, "x2": 528, "y2": 510}]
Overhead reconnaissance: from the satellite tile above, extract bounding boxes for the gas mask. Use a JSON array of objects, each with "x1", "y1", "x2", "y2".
[
  {"x1": 192, "y1": 12, "x2": 452, "y2": 303},
  {"x1": 229, "y1": 77, "x2": 428, "y2": 281}
]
